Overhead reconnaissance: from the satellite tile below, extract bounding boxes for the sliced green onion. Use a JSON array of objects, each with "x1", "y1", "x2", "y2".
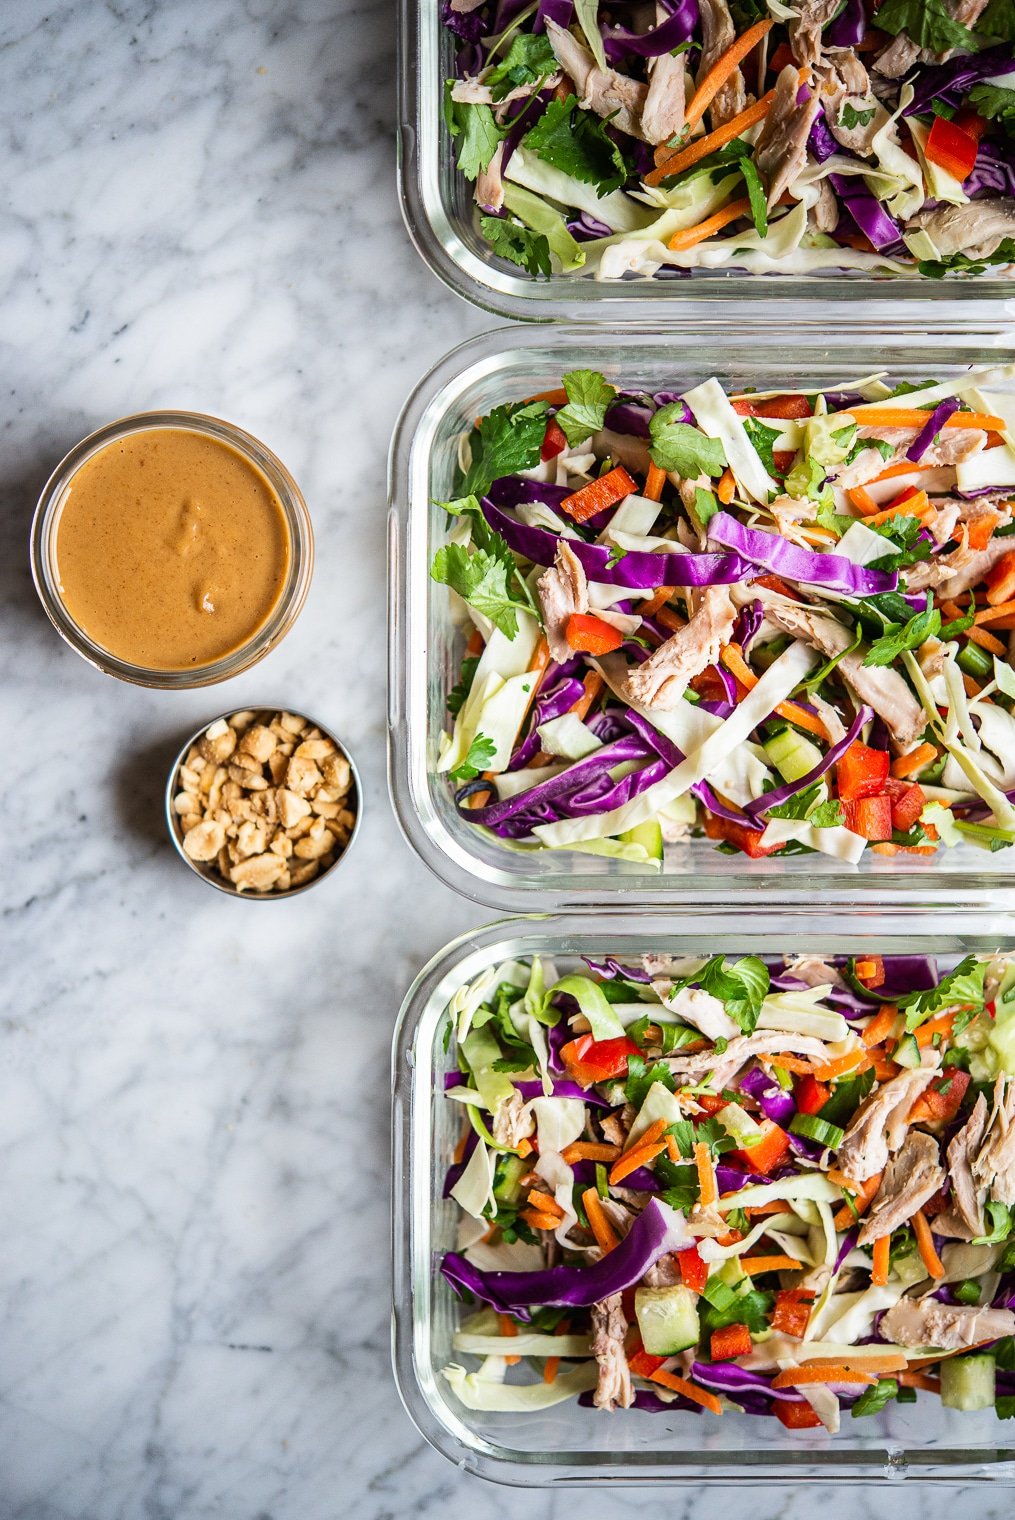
[
  {"x1": 954, "y1": 1278, "x2": 982, "y2": 1306},
  {"x1": 958, "y1": 642, "x2": 993, "y2": 682},
  {"x1": 595, "y1": 1162, "x2": 609, "y2": 1201},
  {"x1": 789, "y1": 1113, "x2": 845, "y2": 1149},
  {"x1": 700, "y1": 1275, "x2": 737, "y2": 1312}
]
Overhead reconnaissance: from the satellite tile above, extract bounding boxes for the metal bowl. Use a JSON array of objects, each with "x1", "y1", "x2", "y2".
[{"x1": 165, "y1": 705, "x2": 361, "y2": 899}]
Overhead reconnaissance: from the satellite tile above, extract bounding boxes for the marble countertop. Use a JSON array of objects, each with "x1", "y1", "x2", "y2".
[{"x1": 0, "y1": 3, "x2": 1008, "y2": 1518}]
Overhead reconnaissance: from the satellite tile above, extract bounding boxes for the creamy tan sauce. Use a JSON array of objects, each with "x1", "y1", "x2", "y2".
[{"x1": 54, "y1": 427, "x2": 291, "y2": 670}]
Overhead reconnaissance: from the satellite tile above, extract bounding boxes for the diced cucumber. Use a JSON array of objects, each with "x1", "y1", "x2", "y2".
[
  {"x1": 493, "y1": 1154, "x2": 528, "y2": 1207},
  {"x1": 635, "y1": 1285, "x2": 700, "y2": 1356},
  {"x1": 717, "y1": 1100, "x2": 765, "y2": 1150},
  {"x1": 619, "y1": 819, "x2": 664, "y2": 860},
  {"x1": 940, "y1": 1353, "x2": 995, "y2": 1412},
  {"x1": 893, "y1": 1032, "x2": 922, "y2": 1069},
  {"x1": 765, "y1": 726, "x2": 824, "y2": 783}
]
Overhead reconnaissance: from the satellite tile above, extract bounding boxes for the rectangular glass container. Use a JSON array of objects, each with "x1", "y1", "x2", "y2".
[
  {"x1": 387, "y1": 322, "x2": 1015, "y2": 914},
  {"x1": 390, "y1": 911, "x2": 1015, "y2": 1487},
  {"x1": 397, "y1": 0, "x2": 1015, "y2": 325}
]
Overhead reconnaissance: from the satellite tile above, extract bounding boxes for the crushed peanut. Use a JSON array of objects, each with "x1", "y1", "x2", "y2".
[{"x1": 173, "y1": 709, "x2": 357, "y2": 893}]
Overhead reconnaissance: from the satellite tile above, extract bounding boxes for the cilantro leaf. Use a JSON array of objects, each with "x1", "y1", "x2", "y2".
[
  {"x1": 699, "y1": 955, "x2": 770, "y2": 1036},
  {"x1": 919, "y1": 241, "x2": 1015, "y2": 278},
  {"x1": 875, "y1": 0, "x2": 975, "y2": 54},
  {"x1": 480, "y1": 215, "x2": 551, "y2": 278},
  {"x1": 968, "y1": 83, "x2": 1015, "y2": 136},
  {"x1": 862, "y1": 595, "x2": 941, "y2": 667},
  {"x1": 694, "y1": 485, "x2": 719, "y2": 526},
  {"x1": 649, "y1": 406, "x2": 728, "y2": 477},
  {"x1": 659, "y1": 137, "x2": 751, "y2": 187},
  {"x1": 460, "y1": 400, "x2": 549, "y2": 497},
  {"x1": 809, "y1": 798, "x2": 845, "y2": 828},
  {"x1": 846, "y1": 435, "x2": 893, "y2": 466},
  {"x1": 449, "y1": 731, "x2": 496, "y2": 783},
  {"x1": 430, "y1": 543, "x2": 529, "y2": 637},
  {"x1": 447, "y1": 654, "x2": 479, "y2": 717},
  {"x1": 743, "y1": 417, "x2": 781, "y2": 476},
  {"x1": 484, "y1": 33, "x2": 557, "y2": 98},
  {"x1": 900, "y1": 954, "x2": 987, "y2": 1032},
  {"x1": 815, "y1": 493, "x2": 855, "y2": 539},
  {"x1": 940, "y1": 594, "x2": 977, "y2": 637},
  {"x1": 840, "y1": 103, "x2": 876, "y2": 130},
  {"x1": 852, "y1": 1379, "x2": 899, "y2": 1418},
  {"x1": 765, "y1": 782, "x2": 825, "y2": 822},
  {"x1": 978, "y1": 0, "x2": 1015, "y2": 41},
  {"x1": 700, "y1": 1284, "x2": 773, "y2": 1336},
  {"x1": 444, "y1": 92, "x2": 504, "y2": 180},
  {"x1": 624, "y1": 1053, "x2": 676, "y2": 1108},
  {"x1": 739, "y1": 155, "x2": 768, "y2": 237},
  {"x1": 522, "y1": 94, "x2": 627, "y2": 195},
  {"x1": 554, "y1": 368, "x2": 617, "y2": 447}
]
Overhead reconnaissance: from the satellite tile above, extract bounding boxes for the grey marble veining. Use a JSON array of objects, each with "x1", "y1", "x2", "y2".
[{"x1": 0, "y1": 3, "x2": 1006, "y2": 1518}]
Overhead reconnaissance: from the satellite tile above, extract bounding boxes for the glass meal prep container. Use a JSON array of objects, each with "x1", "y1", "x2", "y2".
[
  {"x1": 391, "y1": 911, "x2": 1015, "y2": 1486},
  {"x1": 397, "y1": 0, "x2": 1015, "y2": 325},
  {"x1": 387, "y1": 322, "x2": 1015, "y2": 914}
]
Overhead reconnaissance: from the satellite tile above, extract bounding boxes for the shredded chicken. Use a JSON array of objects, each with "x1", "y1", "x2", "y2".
[
  {"x1": 537, "y1": 539, "x2": 588, "y2": 662},
  {"x1": 769, "y1": 493, "x2": 818, "y2": 535},
  {"x1": 880, "y1": 1296, "x2": 1015, "y2": 1351},
  {"x1": 591, "y1": 1294, "x2": 635, "y2": 1410},
  {"x1": 642, "y1": 1253, "x2": 684, "y2": 1288},
  {"x1": 972, "y1": 1075, "x2": 1015, "y2": 1208},
  {"x1": 475, "y1": 141, "x2": 505, "y2": 212},
  {"x1": 667, "y1": 1031, "x2": 832, "y2": 1090},
  {"x1": 600, "y1": 1113, "x2": 629, "y2": 1148},
  {"x1": 811, "y1": 177, "x2": 840, "y2": 234},
  {"x1": 697, "y1": 0, "x2": 747, "y2": 125},
  {"x1": 623, "y1": 584, "x2": 736, "y2": 710},
  {"x1": 872, "y1": 33, "x2": 922, "y2": 80},
  {"x1": 837, "y1": 1062, "x2": 940, "y2": 1184},
  {"x1": 788, "y1": 0, "x2": 841, "y2": 68},
  {"x1": 641, "y1": 49, "x2": 686, "y2": 146},
  {"x1": 936, "y1": 1093, "x2": 990, "y2": 1240},
  {"x1": 591, "y1": 426, "x2": 652, "y2": 476},
  {"x1": 492, "y1": 1088, "x2": 534, "y2": 1149},
  {"x1": 545, "y1": 20, "x2": 648, "y2": 140},
  {"x1": 906, "y1": 530, "x2": 1015, "y2": 597},
  {"x1": 651, "y1": 981, "x2": 738, "y2": 1041},
  {"x1": 784, "y1": 954, "x2": 845, "y2": 989},
  {"x1": 857, "y1": 424, "x2": 986, "y2": 472},
  {"x1": 816, "y1": 53, "x2": 880, "y2": 156},
  {"x1": 754, "y1": 64, "x2": 821, "y2": 209},
  {"x1": 858, "y1": 1130, "x2": 945, "y2": 1244},
  {"x1": 912, "y1": 199, "x2": 1015, "y2": 262}
]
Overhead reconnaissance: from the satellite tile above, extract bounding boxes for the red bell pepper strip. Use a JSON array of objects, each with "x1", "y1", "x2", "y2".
[
  {"x1": 540, "y1": 417, "x2": 567, "y2": 462},
  {"x1": 710, "y1": 1323, "x2": 753, "y2": 1362},
  {"x1": 675, "y1": 1245, "x2": 709, "y2": 1292},
  {"x1": 703, "y1": 811, "x2": 781, "y2": 860},
  {"x1": 794, "y1": 1074, "x2": 829, "y2": 1116},
  {"x1": 731, "y1": 393, "x2": 812, "y2": 420},
  {"x1": 775, "y1": 1399, "x2": 823, "y2": 1429},
  {"x1": 629, "y1": 1346, "x2": 667, "y2": 1378},
  {"x1": 565, "y1": 613, "x2": 624, "y2": 656},
  {"x1": 558, "y1": 1034, "x2": 641, "y2": 1088},
  {"x1": 908, "y1": 1068, "x2": 971, "y2": 1125},
  {"x1": 771, "y1": 1287, "x2": 816, "y2": 1338},
  {"x1": 925, "y1": 114, "x2": 979, "y2": 181},
  {"x1": 560, "y1": 465, "x2": 637, "y2": 525},
  {"x1": 841, "y1": 794, "x2": 893, "y2": 842},
  {"x1": 885, "y1": 779, "x2": 925, "y2": 832},
  {"x1": 952, "y1": 107, "x2": 986, "y2": 143},
  {"x1": 836, "y1": 742, "x2": 890, "y2": 802},
  {"x1": 730, "y1": 1118, "x2": 790, "y2": 1173},
  {"x1": 772, "y1": 450, "x2": 798, "y2": 476}
]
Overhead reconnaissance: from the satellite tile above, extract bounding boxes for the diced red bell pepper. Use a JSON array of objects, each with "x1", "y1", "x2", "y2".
[
  {"x1": 565, "y1": 612, "x2": 624, "y2": 656},
  {"x1": 558, "y1": 1034, "x2": 641, "y2": 1088},
  {"x1": 730, "y1": 1118, "x2": 790, "y2": 1173},
  {"x1": 675, "y1": 1245, "x2": 709, "y2": 1293},
  {"x1": 772, "y1": 450, "x2": 798, "y2": 476},
  {"x1": 560, "y1": 465, "x2": 637, "y2": 525},
  {"x1": 853, "y1": 955, "x2": 886, "y2": 990},
  {"x1": 731, "y1": 393, "x2": 812, "y2": 420},
  {"x1": 629, "y1": 1346, "x2": 667, "y2": 1378},
  {"x1": 710, "y1": 1323, "x2": 753, "y2": 1362},
  {"x1": 540, "y1": 418, "x2": 567, "y2": 461},
  {"x1": 794, "y1": 1074, "x2": 829, "y2": 1116},
  {"x1": 771, "y1": 1287, "x2": 816, "y2": 1339},
  {"x1": 703, "y1": 811, "x2": 781, "y2": 860},
  {"x1": 837, "y1": 741, "x2": 891, "y2": 802},
  {"x1": 695, "y1": 1093, "x2": 729, "y2": 1116},
  {"x1": 926, "y1": 114, "x2": 979, "y2": 182},
  {"x1": 885, "y1": 778, "x2": 926, "y2": 832},
  {"x1": 842, "y1": 794, "x2": 894, "y2": 842},
  {"x1": 908, "y1": 1068, "x2": 971, "y2": 1125},
  {"x1": 776, "y1": 1399, "x2": 823, "y2": 1429},
  {"x1": 768, "y1": 40, "x2": 796, "y2": 75},
  {"x1": 953, "y1": 107, "x2": 987, "y2": 143}
]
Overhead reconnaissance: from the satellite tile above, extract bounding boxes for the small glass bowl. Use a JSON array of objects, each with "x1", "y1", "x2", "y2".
[
  {"x1": 30, "y1": 410, "x2": 314, "y2": 688},
  {"x1": 165, "y1": 706, "x2": 362, "y2": 899}
]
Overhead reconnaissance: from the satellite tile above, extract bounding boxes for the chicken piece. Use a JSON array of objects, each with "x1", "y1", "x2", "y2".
[
  {"x1": 545, "y1": 20, "x2": 648, "y2": 140},
  {"x1": 624, "y1": 584, "x2": 736, "y2": 710},
  {"x1": 591, "y1": 426, "x2": 652, "y2": 477},
  {"x1": 492, "y1": 1089, "x2": 535, "y2": 1150},
  {"x1": 667, "y1": 1031, "x2": 832, "y2": 1090},
  {"x1": 600, "y1": 1113, "x2": 629, "y2": 1148},
  {"x1": 906, "y1": 531, "x2": 1015, "y2": 597},
  {"x1": 927, "y1": 494, "x2": 1013, "y2": 550},
  {"x1": 769, "y1": 493, "x2": 818, "y2": 536},
  {"x1": 811, "y1": 177, "x2": 840, "y2": 234},
  {"x1": 855, "y1": 424, "x2": 987, "y2": 474},
  {"x1": 936, "y1": 1093, "x2": 990, "y2": 1240},
  {"x1": 784, "y1": 954, "x2": 846, "y2": 988},
  {"x1": 642, "y1": 1253, "x2": 683, "y2": 1288},
  {"x1": 880, "y1": 1297, "x2": 1015, "y2": 1351},
  {"x1": 873, "y1": 33, "x2": 922, "y2": 80},
  {"x1": 753, "y1": 64, "x2": 821, "y2": 209},
  {"x1": 817, "y1": 52, "x2": 880, "y2": 155},
  {"x1": 591, "y1": 1293, "x2": 635, "y2": 1410},
  {"x1": 858, "y1": 1131, "x2": 945, "y2": 1245},
  {"x1": 475, "y1": 141, "x2": 505, "y2": 212},
  {"x1": 837, "y1": 1063, "x2": 939, "y2": 1184},
  {"x1": 697, "y1": 0, "x2": 746, "y2": 126},
  {"x1": 911, "y1": 199, "x2": 1015, "y2": 262},
  {"x1": 536, "y1": 539, "x2": 589, "y2": 662},
  {"x1": 651, "y1": 982, "x2": 738, "y2": 1041},
  {"x1": 788, "y1": 0, "x2": 842, "y2": 68},
  {"x1": 641, "y1": 49, "x2": 685, "y2": 146},
  {"x1": 760, "y1": 599, "x2": 927, "y2": 752},
  {"x1": 973, "y1": 1075, "x2": 1015, "y2": 1208}
]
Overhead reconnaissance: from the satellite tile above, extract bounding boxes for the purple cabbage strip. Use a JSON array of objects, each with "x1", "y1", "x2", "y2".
[
  {"x1": 457, "y1": 734, "x2": 660, "y2": 833},
  {"x1": 828, "y1": 173, "x2": 904, "y2": 254},
  {"x1": 708, "y1": 511, "x2": 898, "y2": 594},
  {"x1": 695, "y1": 779, "x2": 764, "y2": 831},
  {"x1": 908, "y1": 397, "x2": 961, "y2": 462},
  {"x1": 826, "y1": 0, "x2": 866, "y2": 47},
  {"x1": 507, "y1": 670, "x2": 587, "y2": 771},
  {"x1": 903, "y1": 46, "x2": 1015, "y2": 118},
  {"x1": 733, "y1": 598, "x2": 764, "y2": 653},
  {"x1": 690, "y1": 1361, "x2": 805, "y2": 1402},
  {"x1": 571, "y1": 1158, "x2": 660, "y2": 1193},
  {"x1": 735, "y1": 1067, "x2": 796, "y2": 1127},
  {"x1": 566, "y1": 210, "x2": 616, "y2": 241},
  {"x1": 602, "y1": 0, "x2": 699, "y2": 63},
  {"x1": 834, "y1": 1226, "x2": 859, "y2": 1272},
  {"x1": 440, "y1": 1197, "x2": 689, "y2": 1316},
  {"x1": 744, "y1": 704, "x2": 873, "y2": 817},
  {"x1": 501, "y1": 87, "x2": 555, "y2": 175},
  {"x1": 715, "y1": 1160, "x2": 779, "y2": 1191},
  {"x1": 485, "y1": 475, "x2": 573, "y2": 512},
  {"x1": 547, "y1": 1018, "x2": 570, "y2": 1075},
  {"x1": 443, "y1": 1128, "x2": 478, "y2": 1198},
  {"x1": 512, "y1": 1079, "x2": 611, "y2": 1107},
  {"x1": 808, "y1": 111, "x2": 840, "y2": 165},
  {"x1": 441, "y1": 0, "x2": 489, "y2": 43},
  {"x1": 579, "y1": 1388, "x2": 701, "y2": 1414},
  {"x1": 533, "y1": 0, "x2": 574, "y2": 33},
  {"x1": 967, "y1": 141, "x2": 1015, "y2": 201},
  {"x1": 604, "y1": 400, "x2": 654, "y2": 438},
  {"x1": 582, "y1": 955, "x2": 652, "y2": 983},
  {"x1": 483, "y1": 494, "x2": 754, "y2": 589}
]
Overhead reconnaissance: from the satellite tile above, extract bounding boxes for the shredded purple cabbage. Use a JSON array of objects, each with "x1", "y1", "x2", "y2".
[
  {"x1": 908, "y1": 398, "x2": 961, "y2": 462},
  {"x1": 828, "y1": 173, "x2": 905, "y2": 254},
  {"x1": 826, "y1": 0, "x2": 866, "y2": 47},
  {"x1": 745, "y1": 704, "x2": 873, "y2": 816},
  {"x1": 708, "y1": 512, "x2": 898, "y2": 594},
  {"x1": 602, "y1": 0, "x2": 699, "y2": 63}
]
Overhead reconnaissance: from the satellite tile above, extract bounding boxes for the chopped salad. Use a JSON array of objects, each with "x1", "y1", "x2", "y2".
[
  {"x1": 441, "y1": 0, "x2": 1015, "y2": 280},
  {"x1": 438, "y1": 949, "x2": 1015, "y2": 1429},
  {"x1": 432, "y1": 363, "x2": 1015, "y2": 865}
]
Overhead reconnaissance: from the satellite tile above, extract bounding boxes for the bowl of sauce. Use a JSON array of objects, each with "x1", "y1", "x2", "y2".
[{"x1": 31, "y1": 412, "x2": 313, "y2": 686}]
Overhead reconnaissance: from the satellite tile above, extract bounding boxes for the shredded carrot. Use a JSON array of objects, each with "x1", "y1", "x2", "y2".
[
  {"x1": 667, "y1": 197, "x2": 754, "y2": 251},
  {"x1": 527, "y1": 387, "x2": 569, "y2": 406},
  {"x1": 967, "y1": 511, "x2": 1003, "y2": 551},
  {"x1": 623, "y1": 1118, "x2": 666, "y2": 1156},
  {"x1": 871, "y1": 1234, "x2": 891, "y2": 1286},
  {"x1": 802, "y1": 1352, "x2": 908, "y2": 1374},
  {"x1": 649, "y1": 1368, "x2": 724, "y2": 1415},
  {"x1": 644, "y1": 462, "x2": 668, "y2": 502},
  {"x1": 516, "y1": 1137, "x2": 533, "y2": 1158},
  {"x1": 772, "y1": 1365, "x2": 876, "y2": 1389},
  {"x1": 741, "y1": 1254, "x2": 803, "y2": 1275},
  {"x1": 763, "y1": 1053, "x2": 816, "y2": 1076},
  {"x1": 527, "y1": 1189, "x2": 563, "y2": 1217},
  {"x1": 685, "y1": 17, "x2": 774, "y2": 129},
  {"x1": 962, "y1": 672, "x2": 983, "y2": 698},
  {"x1": 826, "y1": 1167, "x2": 864, "y2": 1194},
  {"x1": 657, "y1": 605, "x2": 686, "y2": 635},
  {"x1": 665, "y1": 1133, "x2": 680, "y2": 1163},
  {"x1": 812, "y1": 1050, "x2": 872, "y2": 1081},
  {"x1": 863, "y1": 491, "x2": 930, "y2": 529},
  {"x1": 543, "y1": 1355, "x2": 560, "y2": 1384},
  {"x1": 464, "y1": 628, "x2": 485, "y2": 658},
  {"x1": 639, "y1": 584, "x2": 676, "y2": 619},
  {"x1": 832, "y1": 1170, "x2": 883, "y2": 1231},
  {"x1": 753, "y1": 573, "x2": 801, "y2": 600},
  {"x1": 694, "y1": 1142, "x2": 718, "y2": 1207},
  {"x1": 521, "y1": 1207, "x2": 561, "y2": 1231},
  {"x1": 891, "y1": 742, "x2": 937, "y2": 780},
  {"x1": 610, "y1": 1141, "x2": 666, "y2": 1185},
  {"x1": 716, "y1": 466, "x2": 737, "y2": 504},
  {"x1": 719, "y1": 642, "x2": 829, "y2": 739},
  {"x1": 912, "y1": 1209, "x2": 945, "y2": 1281},
  {"x1": 914, "y1": 1010, "x2": 955, "y2": 1048},
  {"x1": 898, "y1": 1370, "x2": 941, "y2": 1393},
  {"x1": 561, "y1": 465, "x2": 638, "y2": 525},
  {"x1": 564, "y1": 670, "x2": 604, "y2": 727},
  {"x1": 647, "y1": 88, "x2": 776, "y2": 185},
  {"x1": 861, "y1": 1004, "x2": 899, "y2": 1048},
  {"x1": 582, "y1": 1186, "x2": 619, "y2": 1255},
  {"x1": 561, "y1": 1141, "x2": 621, "y2": 1164},
  {"x1": 847, "y1": 486, "x2": 879, "y2": 516},
  {"x1": 975, "y1": 597, "x2": 1015, "y2": 625},
  {"x1": 869, "y1": 459, "x2": 936, "y2": 485},
  {"x1": 497, "y1": 1314, "x2": 521, "y2": 1364},
  {"x1": 846, "y1": 407, "x2": 1004, "y2": 431},
  {"x1": 966, "y1": 624, "x2": 1007, "y2": 656},
  {"x1": 743, "y1": 1199, "x2": 792, "y2": 1216}
]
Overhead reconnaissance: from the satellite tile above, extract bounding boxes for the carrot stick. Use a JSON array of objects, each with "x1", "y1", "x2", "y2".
[
  {"x1": 719, "y1": 643, "x2": 829, "y2": 739},
  {"x1": 899, "y1": 1370, "x2": 942, "y2": 1392},
  {"x1": 497, "y1": 1314, "x2": 522, "y2": 1364},
  {"x1": 527, "y1": 1189, "x2": 564, "y2": 1217},
  {"x1": 741, "y1": 1254, "x2": 803, "y2": 1274},
  {"x1": 665, "y1": 1134, "x2": 680, "y2": 1163},
  {"x1": 657, "y1": 605, "x2": 686, "y2": 634},
  {"x1": 771, "y1": 1365, "x2": 876, "y2": 1388},
  {"x1": 826, "y1": 1167, "x2": 864, "y2": 1193},
  {"x1": 561, "y1": 465, "x2": 637, "y2": 524},
  {"x1": 643, "y1": 461, "x2": 668, "y2": 502},
  {"x1": 543, "y1": 1355, "x2": 560, "y2": 1384},
  {"x1": 832, "y1": 1169, "x2": 883, "y2": 1231},
  {"x1": 667, "y1": 197, "x2": 753, "y2": 251},
  {"x1": 847, "y1": 486, "x2": 879, "y2": 516},
  {"x1": 610, "y1": 1140, "x2": 666, "y2": 1184},
  {"x1": 914, "y1": 1011, "x2": 955, "y2": 1048},
  {"x1": 624, "y1": 1118, "x2": 667, "y2": 1155},
  {"x1": 648, "y1": 1368, "x2": 724, "y2": 1415},
  {"x1": 521, "y1": 1208, "x2": 563, "y2": 1231},
  {"x1": 870, "y1": 460, "x2": 937, "y2": 484},
  {"x1": 801, "y1": 1352, "x2": 908, "y2": 1374},
  {"x1": 754, "y1": 573, "x2": 802, "y2": 600},
  {"x1": 527, "y1": 387, "x2": 569, "y2": 406},
  {"x1": 582, "y1": 1186, "x2": 619, "y2": 1255},
  {"x1": 561, "y1": 1141, "x2": 621, "y2": 1164},
  {"x1": 975, "y1": 597, "x2": 1015, "y2": 625},
  {"x1": 967, "y1": 624, "x2": 1007, "y2": 656},
  {"x1": 743, "y1": 1199, "x2": 791, "y2": 1215},
  {"x1": 685, "y1": 18, "x2": 774, "y2": 128},
  {"x1": 861, "y1": 1005, "x2": 899, "y2": 1048},
  {"x1": 647, "y1": 89, "x2": 776, "y2": 185},
  {"x1": 863, "y1": 491, "x2": 930, "y2": 529},
  {"x1": 639, "y1": 583, "x2": 676, "y2": 619},
  {"x1": 871, "y1": 1234, "x2": 890, "y2": 1286},
  {"x1": 812, "y1": 1050, "x2": 872, "y2": 1081},
  {"x1": 763, "y1": 1054, "x2": 818, "y2": 1076},
  {"x1": 694, "y1": 1142, "x2": 718, "y2": 1207},
  {"x1": 912, "y1": 1209, "x2": 945, "y2": 1281},
  {"x1": 891, "y1": 742, "x2": 937, "y2": 780},
  {"x1": 846, "y1": 407, "x2": 1004, "y2": 431},
  {"x1": 717, "y1": 467, "x2": 736, "y2": 504}
]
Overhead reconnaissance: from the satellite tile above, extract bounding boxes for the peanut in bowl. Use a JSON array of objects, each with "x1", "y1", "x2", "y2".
[{"x1": 165, "y1": 707, "x2": 361, "y2": 898}]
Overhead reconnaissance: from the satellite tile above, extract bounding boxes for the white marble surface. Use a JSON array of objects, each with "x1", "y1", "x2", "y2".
[{"x1": 0, "y1": 3, "x2": 1008, "y2": 1518}]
